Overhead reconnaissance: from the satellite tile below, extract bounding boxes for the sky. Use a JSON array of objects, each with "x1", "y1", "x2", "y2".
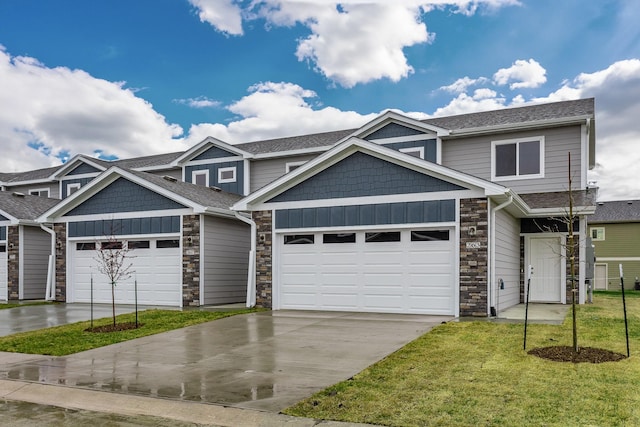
[{"x1": 0, "y1": 0, "x2": 639, "y2": 201}]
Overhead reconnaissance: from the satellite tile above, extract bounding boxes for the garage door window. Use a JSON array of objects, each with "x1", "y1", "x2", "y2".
[
  {"x1": 411, "y1": 230, "x2": 450, "y2": 241},
  {"x1": 157, "y1": 239, "x2": 180, "y2": 248},
  {"x1": 0, "y1": 245, "x2": 5, "y2": 253},
  {"x1": 365, "y1": 231, "x2": 401, "y2": 243},
  {"x1": 323, "y1": 233, "x2": 356, "y2": 244},
  {"x1": 128, "y1": 240, "x2": 150, "y2": 249},
  {"x1": 76, "y1": 242, "x2": 96, "y2": 251},
  {"x1": 101, "y1": 241, "x2": 123, "y2": 250},
  {"x1": 284, "y1": 235, "x2": 314, "y2": 245}
]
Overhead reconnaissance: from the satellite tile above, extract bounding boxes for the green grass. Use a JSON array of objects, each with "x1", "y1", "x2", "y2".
[
  {"x1": 0, "y1": 301, "x2": 55, "y2": 309},
  {"x1": 285, "y1": 292, "x2": 640, "y2": 427},
  {"x1": 0, "y1": 308, "x2": 259, "y2": 356}
]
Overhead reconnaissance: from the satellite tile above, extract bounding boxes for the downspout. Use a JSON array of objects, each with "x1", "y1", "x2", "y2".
[
  {"x1": 40, "y1": 224, "x2": 56, "y2": 301},
  {"x1": 233, "y1": 211, "x2": 256, "y2": 307},
  {"x1": 489, "y1": 195, "x2": 513, "y2": 317}
]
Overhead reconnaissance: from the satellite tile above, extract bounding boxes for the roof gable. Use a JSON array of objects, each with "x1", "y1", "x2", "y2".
[
  {"x1": 268, "y1": 151, "x2": 465, "y2": 203},
  {"x1": 174, "y1": 136, "x2": 251, "y2": 165}
]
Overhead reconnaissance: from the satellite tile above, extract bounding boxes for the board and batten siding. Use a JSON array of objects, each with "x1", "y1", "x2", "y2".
[
  {"x1": 202, "y1": 216, "x2": 250, "y2": 305},
  {"x1": 494, "y1": 208, "x2": 521, "y2": 311},
  {"x1": 249, "y1": 154, "x2": 318, "y2": 192},
  {"x1": 442, "y1": 125, "x2": 583, "y2": 194},
  {"x1": 22, "y1": 226, "x2": 51, "y2": 300}
]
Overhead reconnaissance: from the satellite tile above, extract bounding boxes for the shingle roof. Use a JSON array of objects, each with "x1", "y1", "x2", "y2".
[
  {"x1": 235, "y1": 129, "x2": 355, "y2": 155},
  {"x1": 0, "y1": 191, "x2": 60, "y2": 220},
  {"x1": 589, "y1": 200, "x2": 640, "y2": 223},
  {"x1": 125, "y1": 169, "x2": 243, "y2": 210},
  {"x1": 2, "y1": 166, "x2": 60, "y2": 183},
  {"x1": 114, "y1": 151, "x2": 183, "y2": 169},
  {"x1": 520, "y1": 189, "x2": 597, "y2": 210}
]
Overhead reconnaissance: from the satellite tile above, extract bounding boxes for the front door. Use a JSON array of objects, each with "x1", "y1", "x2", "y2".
[
  {"x1": 594, "y1": 264, "x2": 608, "y2": 290},
  {"x1": 529, "y1": 237, "x2": 563, "y2": 302}
]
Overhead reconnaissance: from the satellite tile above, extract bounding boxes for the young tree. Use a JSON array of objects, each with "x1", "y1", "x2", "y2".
[{"x1": 94, "y1": 234, "x2": 134, "y2": 327}]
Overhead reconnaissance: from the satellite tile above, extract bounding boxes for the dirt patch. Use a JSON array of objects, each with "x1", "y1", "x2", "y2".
[
  {"x1": 528, "y1": 346, "x2": 626, "y2": 363},
  {"x1": 85, "y1": 322, "x2": 143, "y2": 333}
]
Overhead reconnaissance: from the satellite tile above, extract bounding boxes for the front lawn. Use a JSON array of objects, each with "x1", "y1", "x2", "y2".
[
  {"x1": 285, "y1": 292, "x2": 640, "y2": 426},
  {"x1": 0, "y1": 308, "x2": 258, "y2": 356}
]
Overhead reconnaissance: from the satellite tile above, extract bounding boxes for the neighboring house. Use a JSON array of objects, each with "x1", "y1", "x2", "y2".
[
  {"x1": 589, "y1": 200, "x2": 640, "y2": 290},
  {"x1": 0, "y1": 191, "x2": 59, "y2": 301},
  {"x1": 1, "y1": 98, "x2": 598, "y2": 317},
  {"x1": 37, "y1": 167, "x2": 250, "y2": 307}
]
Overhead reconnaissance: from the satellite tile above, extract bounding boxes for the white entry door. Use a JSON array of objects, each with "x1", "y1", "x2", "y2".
[
  {"x1": 594, "y1": 264, "x2": 608, "y2": 290},
  {"x1": 529, "y1": 237, "x2": 563, "y2": 302}
]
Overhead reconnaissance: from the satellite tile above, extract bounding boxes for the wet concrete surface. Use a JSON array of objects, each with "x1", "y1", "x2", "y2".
[{"x1": 0, "y1": 310, "x2": 450, "y2": 412}]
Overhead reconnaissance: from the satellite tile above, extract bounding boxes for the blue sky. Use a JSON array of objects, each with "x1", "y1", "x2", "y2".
[{"x1": 0, "y1": 0, "x2": 639, "y2": 200}]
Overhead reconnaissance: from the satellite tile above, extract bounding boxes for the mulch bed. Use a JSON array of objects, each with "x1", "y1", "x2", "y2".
[
  {"x1": 85, "y1": 322, "x2": 143, "y2": 333},
  {"x1": 528, "y1": 346, "x2": 626, "y2": 363}
]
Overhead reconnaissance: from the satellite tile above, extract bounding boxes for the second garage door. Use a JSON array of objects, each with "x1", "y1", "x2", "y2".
[
  {"x1": 279, "y1": 228, "x2": 456, "y2": 315},
  {"x1": 71, "y1": 238, "x2": 182, "y2": 306}
]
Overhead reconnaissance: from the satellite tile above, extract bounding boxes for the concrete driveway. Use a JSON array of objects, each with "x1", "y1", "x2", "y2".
[{"x1": 0, "y1": 310, "x2": 450, "y2": 412}]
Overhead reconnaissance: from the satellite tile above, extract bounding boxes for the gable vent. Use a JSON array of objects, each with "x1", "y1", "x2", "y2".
[
  {"x1": 12, "y1": 192, "x2": 25, "y2": 198},
  {"x1": 162, "y1": 175, "x2": 178, "y2": 182}
]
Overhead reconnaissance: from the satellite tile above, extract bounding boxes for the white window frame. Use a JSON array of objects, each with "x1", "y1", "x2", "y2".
[
  {"x1": 491, "y1": 136, "x2": 545, "y2": 181},
  {"x1": 399, "y1": 146, "x2": 425, "y2": 159},
  {"x1": 28, "y1": 188, "x2": 50, "y2": 198},
  {"x1": 218, "y1": 167, "x2": 237, "y2": 183},
  {"x1": 285, "y1": 161, "x2": 307, "y2": 173},
  {"x1": 192, "y1": 170, "x2": 209, "y2": 187},
  {"x1": 66, "y1": 183, "x2": 81, "y2": 197},
  {"x1": 590, "y1": 226, "x2": 605, "y2": 241}
]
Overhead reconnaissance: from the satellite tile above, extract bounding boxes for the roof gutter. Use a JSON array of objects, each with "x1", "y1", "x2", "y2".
[
  {"x1": 40, "y1": 224, "x2": 57, "y2": 301},
  {"x1": 445, "y1": 115, "x2": 592, "y2": 139}
]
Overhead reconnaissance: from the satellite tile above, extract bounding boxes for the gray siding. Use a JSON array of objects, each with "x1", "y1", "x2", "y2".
[
  {"x1": 22, "y1": 226, "x2": 51, "y2": 300},
  {"x1": 442, "y1": 125, "x2": 583, "y2": 193},
  {"x1": 202, "y1": 216, "x2": 250, "y2": 305},
  {"x1": 193, "y1": 146, "x2": 237, "y2": 161},
  {"x1": 66, "y1": 178, "x2": 186, "y2": 216},
  {"x1": 185, "y1": 160, "x2": 244, "y2": 195},
  {"x1": 69, "y1": 216, "x2": 180, "y2": 237},
  {"x1": 250, "y1": 154, "x2": 318, "y2": 192},
  {"x1": 61, "y1": 177, "x2": 94, "y2": 198},
  {"x1": 269, "y1": 152, "x2": 465, "y2": 203},
  {"x1": 67, "y1": 163, "x2": 101, "y2": 175},
  {"x1": 6, "y1": 183, "x2": 59, "y2": 199},
  {"x1": 495, "y1": 209, "x2": 521, "y2": 311}
]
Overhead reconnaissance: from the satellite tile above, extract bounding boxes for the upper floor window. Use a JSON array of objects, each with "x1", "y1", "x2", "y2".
[
  {"x1": 29, "y1": 188, "x2": 50, "y2": 198},
  {"x1": 67, "y1": 183, "x2": 81, "y2": 196},
  {"x1": 218, "y1": 167, "x2": 236, "y2": 183},
  {"x1": 590, "y1": 227, "x2": 605, "y2": 241},
  {"x1": 492, "y1": 137, "x2": 544, "y2": 181},
  {"x1": 192, "y1": 170, "x2": 209, "y2": 187},
  {"x1": 399, "y1": 146, "x2": 425, "y2": 159}
]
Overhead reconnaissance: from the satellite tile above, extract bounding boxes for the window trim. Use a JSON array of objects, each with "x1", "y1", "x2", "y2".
[
  {"x1": 28, "y1": 188, "x2": 50, "y2": 198},
  {"x1": 285, "y1": 161, "x2": 307, "y2": 173},
  {"x1": 590, "y1": 227, "x2": 605, "y2": 241},
  {"x1": 66, "y1": 183, "x2": 81, "y2": 197},
  {"x1": 192, "y1": 170, "x2": 209, "y2": 187},
  {"x1": 217, "y1": 166, "x2": 236, "y2": 183},
  {"x1": 491, "y1": 136, "x2": 545, "y2": 181},
  {"x1": 399, "y1": 146, "x2": 425, "y2": 159}
]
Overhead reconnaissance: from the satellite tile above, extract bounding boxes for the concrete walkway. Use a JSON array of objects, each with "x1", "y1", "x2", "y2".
[
  {"x1": 0, "y1": 307, "x2": 450, "y2": 425},
  {"x1": 496, "y1": 303, "x2": 569, "y2": 324}
]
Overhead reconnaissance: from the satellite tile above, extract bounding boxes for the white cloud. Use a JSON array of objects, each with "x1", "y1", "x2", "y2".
[
  {"x1": 188, "y1": 0, "x2": 244, "y2": 36},
  {"x1": 493, "y1": 58, "x2": 547, "y2": 89},
  {"x1": 189, "y1": 1, "x2": 520, "y2": 87},
  {"x1": 439, "y1": 76, "x2": 489, "y2": 93},
  {"x1": 173, "y1": 97, "x2": 221, "y2": 108},
  {"x1": 0, "y1": 46, "x2": 187, "y2": 172}
]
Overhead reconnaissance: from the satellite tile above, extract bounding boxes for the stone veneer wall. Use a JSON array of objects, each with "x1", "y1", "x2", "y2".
[
  {"x1": 7, "y1": 225, "x2": 19, "y2": 300},
  {"x1": 182, "y1": 214, "x2": 200, "y2": 307},
  {"x1": 54, "y1": 223, "x2": 67, "y2": 302},
  {"x1": 459, "y1": 198, "x2": 489, "y2": 317},
  {"x1": 253, "y1": 210, "x2": 273, "y2": 308}
]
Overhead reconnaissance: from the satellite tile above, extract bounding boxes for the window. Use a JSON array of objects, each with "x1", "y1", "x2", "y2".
[
  {"x1": 411, "y1": 230, "x2": 450, "y2": 241},
  {"x1": 590, "y1": 227, "x2": 605, "y2": 241},
  {"x1": 76, "y1": 242, "x2": 96, "y2": 251},
  {"x1": 128, "y1": 240, "x2": 150, "y2": 249},
  {"x1": 28, "y1": 188, "x2": 50, "y2": 198},
  {"x1": 365, "y1": 232, "x2": 401, "y2": 243},
  {"x1": 157, "y1": 239, "x2": 180, "y2": 248},
  {"x1": 492, "y1": 137, "x2": 544, "y2": 180},
  {"x1": 218, "y1": 167, "x2": 236, "y2": 183},
  {"x1": 323, "y1": 233, "x2": 356, "y2": 244},
  {"x1": 100, "y1": 241, "x2": 123, "y2": 250},
  {"x1": 67, "y1": 183, "x2": 81, "y2": 196},
  {"x1": 192, "y1": 170, "x2": 209, "y2": 187},
  {"x1": 0, "y1": 245, "x2": 6, "y2": 253},
  {"x1": 284, "y1": 234, "x2": 314, "y2": 245},
  {"x1": 285, "y1": 161, "x2": 307, "y2": 173},
  {"x1": 399, "y1": 147, "x2": 425, "y2": 159}
]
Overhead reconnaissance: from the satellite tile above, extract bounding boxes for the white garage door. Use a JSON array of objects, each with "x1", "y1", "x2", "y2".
[
  {"x1": 71, "y1": 238, "x2": 182, "y2": 306},
  {"x1": 0, "y1": 244, "x2": 7, "y2": 301},
  {"x1": 279, "y1": 228, "x2": 456, "y2": 315}
]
